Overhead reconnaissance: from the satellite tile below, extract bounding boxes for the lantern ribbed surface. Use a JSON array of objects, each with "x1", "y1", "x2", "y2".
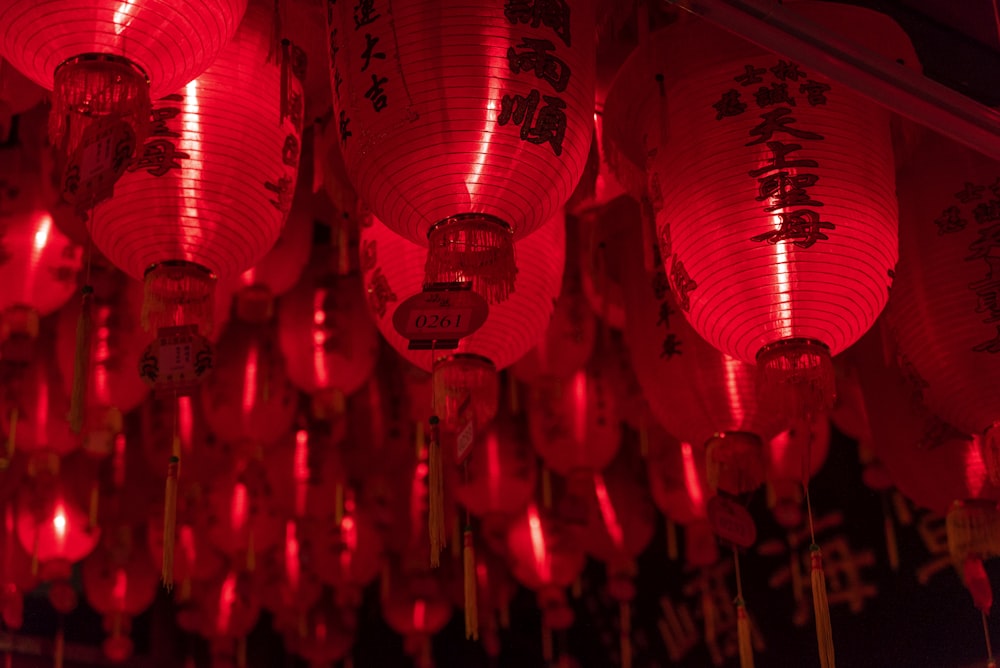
[
  {"x1": 654, "y1": 18, "x2": 896, "y2": 363},
  {"x1": 326, "y1": 0, "x2": 595, "y2": 248},
  {"x1": 0, "y1": 0, "x2": 246, "y2": 97},
  {"x1": 89, "y1": 0, "x2": 303, "y2": 281},
  {"x1": 360, "y1": 214, "x2": 565, "y2": 372},
  {"x1": 885, "y1": 131, "x2": 1000, "y2": 439},
  {"x1": 620, "y1": 195, "x2": 781, "y2": 446}
]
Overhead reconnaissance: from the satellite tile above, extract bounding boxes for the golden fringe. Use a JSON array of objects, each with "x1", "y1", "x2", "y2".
[
  {"x1": 425, "y1": 217, "x2": 517, "y2": 304},
  {"x1": 142, "y1": 264, "x2": 216, "y2": 336},
  {"x1": 463, "y1": 529, "x2": 478, "y2": 640},
  {"x1": 68, "y1": 286, "x2": 94, "y2": 434},
  {"x1": 811, "y1": 546, "x2": 836, "y2": 668},
  {"x1": 756, "y1": 340, "x2": 836, "y2": 420},
  {"x1": 620, "y1": 601, "x2": 632, "y2": 668},
  {"x1": 737, "y1": 602, "x2": 754, "y2": 668},
  {"x1": 161, "y1": 453, "x2": 180, "y2": 590},
  {"x1": 427, "y1": 417, "x2": 446, "y2": 568}
]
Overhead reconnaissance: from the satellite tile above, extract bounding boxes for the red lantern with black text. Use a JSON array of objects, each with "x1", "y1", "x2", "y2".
[
  {"x1": 327, "y1": 0, "x2": 595, "y2": 303},
  {"x1": 89, "y1": 0, "x2": 303, "y2": 346},
  {"x1": 456, "y1": 416, "x2": 537, "y2": 520},
  {"x1": 606, "y1": 2, "x2": 914, "y2": 415}
]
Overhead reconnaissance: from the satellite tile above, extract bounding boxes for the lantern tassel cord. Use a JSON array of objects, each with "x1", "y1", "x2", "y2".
[
  {"x1": 882, "y1": 493, "x2": 900, "y2": 572},
  {"x1": 804, "y1": 414, "x2": 835, "y2": 668},
  {"x1": 620, "y1": 599, "x2": 632, "y2": 668},
  {"x1": 428, "y1": 415, "x2": 446, "y2": 567},
  {"x1": 68, "y1": 283, "x2": 93, "y2": 435},
  {"x1": 54, "y1": 626, "x2": 64, "y2": 668},
  {"x1": 162, "y1": 423, "x2": 181, "y2": 590},
  {"x1": 984, "y1": 610, "x2": 995, "y2": 668},
  {"x1": 463, "y1": 524, "x2": 479, "y2": 640},
  {"x1": 734, "y1": 549, "x2": 755, "y2": 668}
]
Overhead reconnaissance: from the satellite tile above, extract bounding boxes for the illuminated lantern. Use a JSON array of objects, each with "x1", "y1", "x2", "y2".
[
  {"x1": 251, "y1": 534, "x2": 323, "y2": 620},
  {"x1": 443, "y1": 545, "x2": 515, "y2": 659},
  {"x1": 147, "y1": 505, "x2": 226, "y2": 592},
  {"x1": 201, "y1": 320, "x2": 298, "y2": 454},
  {"x1": 326, "y1": 0, "x2": 595, "y2": 303},
  {"x1": 361, "y1": 213, "x2": 564, "y2": 426},
  {"x1": 82, "y1": 529, "x2": 158, "y2": 663},
  {"x1": 177, "y1": 569, "x2": 260, "y2": 641},
  {"x1": 199, "y1": 460, "x2": 284, "y2": 564},
  {"x1": 765, "y1": 414, "x2": 831, "y2": 529},
  {"x1": 140, "y1": 394, "x2": 236, "y2": 485},
  {"x1": 277, "y1": 255, "x2": 380, "y2": 407},
  {"x1": 527, "y1": 360, "x2": 620, "y2": 477},
  {"x1": 0, "y1": 504, "x2": 35, "y2": 630},
  {"x1": 382, "y1": 565, "x2": 453, "y2": 665},
  {"x1": 884, "y1": 131, "x2": 1000, "y2": 460},
  {"x1": 606, "y1": 3, "x2": 914, "y2": 416},
  {"x1": 577, "y1": 197, "x2": 631, "y2": 329},
  {"x1": 235, "y1": 162, "x2": 314, "y2": 323},
  {"x1": 0, "y1": 0, "x2": 246, "y2": 204},
  {"x1": 455, "y1": 417, "x2": 537, "y2": 520},
  {"x1": 0, "y1": 338, "x2": 78, "y2": 460},
  {"x1": 56, "y1": 269, "x2": 149, "y2": 456},
  {"x1": 0, "y1": 146, "x2": 82, "y2": 357},
  {"x1": 646, "y1": 427, "x2": 718, "y2": 567},
  {"x1": 505, "y1": 502, "x2": 586, "y2": 595},
  {"x1": 283, "y1": 599, "x2": 356, "y2": 667},
  {"x1": 88, "y1": 0, "x2": 303, "y2": 345}
]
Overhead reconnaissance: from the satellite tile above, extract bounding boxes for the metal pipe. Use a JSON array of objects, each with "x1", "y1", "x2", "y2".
[{"x1": 667, "y1": 0, "x2": 1000, "y2": 159}]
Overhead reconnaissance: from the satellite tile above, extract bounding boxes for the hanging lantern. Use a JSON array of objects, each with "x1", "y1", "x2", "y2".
[
  {"x1": 146, "y1": 503, "x2": 226, "y2": 593},
  {"x1": 606, "y1": 3, "x2": 916, "y2": 417},
  {"x1": 277, "y1": 255, "x2": 380, "y2": 409},
  {"x1": 251, "y1": 531, "x2": 323, "y2": 621},
  {"x1": 140, "y1": 394, "x2": 236, "y2": 486},
  {"x1": 456, "y1": 415, "x2": 537, "y2": 521},
  {"x1": 505, "y1": 501, "x2": 586, "y2": 595},
  {"x1": 764, "y1": 414, "x2": 830, "y2": 529},
  {"x1": 56, "y1": 269, "x2": 149, "y2": 456},
  {"x1": 200, "y1": 319, "x2": 298, "y2": 455},
  {"x1": 199, "y1": 459, "x2": 285, "y2": 565},
  {"x1": 577, "y1": 197, "x2": 631, "y2": 329},
  {"x1": 884, "y1": 131, "x2": 1000, "y2": 467},
  {"x1": 81, "y1": 528, "x2": 158, "y2": 663},
  {"x1": 0, "y1": 504, "x2": 35, "y2": 630},
  {"x1": 0, "y1": 0, "x2": 248, "y2": 208},
  {"x1": 88, "y1": 0, "x2": 304, "y2": 354},
  {"x1": 282, "y1": 598, "x2": 356, "y2": 668},
  {"x1": 527, "y1": 360, "x2": 620, "y2": 477},
  {"x1": 176, "y1": 569, "x2": 261, "y2": 641},
  {"x1": 0, "y1": 145, "x2": 82, "y2": 359},
  {"x1": 381, "y1": 564, "x2": 453, "y2": 665},
  {"x1": 361, "y1": 212, "x2": 565, "y2": 426},
  {"x1": 326, "y1": 0, "x2": 595, "y2": 303}
]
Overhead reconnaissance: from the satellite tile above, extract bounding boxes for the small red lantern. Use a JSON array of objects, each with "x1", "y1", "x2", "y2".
[
  {"x1": 177, "y1": 569, "x2": 260, "y2": 641},
  {"x1": 251, "y1": 526, "x2": 323, "y2": 620},
  {"x1": 585, "y1": 448, "x2": 656, "y2": 572},
  {"x1": 765, "y1": 414, "x2": 830, "y2": 529},
  {"x1": 88, "y1": 0, "x2": 303, "y2": 343},
  {"x1": 199, "y1": 460, "x2": 284, "y2": 564},
  {"x1": 0, "y1": 504, "x2": 35, "y2": 630},
  {"x1": 282, "y1": 599, "x2": 356, "y2": 667},
  {"x1": 140, "y1": 394, "x2": 236, "y2": 486},
  {"x1": 505, "y1": 502, "x2": 586, "y2": 594},
  {"x1": 455, "y1": 416, "x2": 537, "y2": 520},
  {"x1": 381, "y1": 565, "x2": 453, "y2": 665},
  {"x1": 326, "y1": 0, "x2": 595, "y2": 303},
  {"x1": 605, "y1": 3, "x2": 915, "y2": 415},
  {"x1": 146, "y1": 508, "x2": 226, "y2": 592}
]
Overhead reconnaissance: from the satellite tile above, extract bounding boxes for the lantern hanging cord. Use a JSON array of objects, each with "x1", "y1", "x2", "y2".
[
  {"x1": 984, "y1": 610, "x2": 995, "y2": 663},
  {"x1": 733, "y1": 548, "x2": 745, "y2": 602},
  {"x1": 803, "y1": 412, "x2": 817, "y2": 546}
]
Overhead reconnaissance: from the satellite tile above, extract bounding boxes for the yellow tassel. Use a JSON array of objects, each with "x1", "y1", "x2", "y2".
[
  {"x1": 883, "y1": 500, "x2": 900, "y2": 572},
  {"x1": 334, "y1": 483, "x2": 345, "y2": 525},
  {"x1": 414, "y1": 420, "x2": 424, "y2": 460},
  {"x1": 54, "y1": 627, "x2": 64, "y2": 668},
  {"x1": 542, "y1": 467, "x2": 552, "y2": 510},
  {"x1": 463, "y1": 528, "x2": 479, "y2": 640},
  {"x1": 246, "y1": 528, "x2": 255, "y2": 573},
  {"x1": 68, "y1": 286, "x2": 94, "y2": 434},
  {"x1": 620, "y1": 601, "x2": 632, "y2": 668},
  {"x1": 666, "y1": 518, "x2": 678, "y2": 561},
  {"x1": 88, "y1": 483, "x2": 99, "y2": 530},
  {"x1": 810, "y1": 545, "x2": 836, "y2": 668},
  {"x1": 428, "y1": 416, "x2": 446, "y2": 568},
  {"x1": 161, "y1": 454, "x2": 179, "y2": 590},
  {"x1": 737, "y1": 602, "x2": 754, "y2": 668},
  {"x1": 5, "y1": 408, "x2": 17, "y2": 465}
]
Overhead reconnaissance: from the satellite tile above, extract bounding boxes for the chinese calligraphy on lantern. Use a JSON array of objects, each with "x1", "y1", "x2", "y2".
[
  {"x1": 951, "y1": 176, "x2": 1000, "y2": 352},
  {"x1": 712, "y1": 59, "x2": 834, "y2": 248},
  {"x1": 496, "y1": 0, "x2": 574, "y2": 155},
  {"x1": 657, "y1": 560, "x2": 766, "y2": 665},
  {"x1": 757, "y1": 512, "x2": 878, "y2": 626},
  {"x1": 130, "y1": 94, "x2": 188, "y2": 178}
]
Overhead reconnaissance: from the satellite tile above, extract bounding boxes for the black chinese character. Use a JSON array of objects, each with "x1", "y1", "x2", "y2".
[
  {"x1": 799, "y1": 80, "x2": 830, "y2": 106},
  {"x1": 367, "y1": 267, "x2": 397, "y2": 318},
  {"x1": 265, "y1": 175, "x2": 294, "y2": 212},
  {"x1": 750, "y1": 210, "x2": 835, "y2": 248},
  {"x1": 656, "y1": 301, "x2": 675, "y2": 328},
  {"x1": 756, "y1": 172, "x2": 822, "y2": 212},
  {"x1": 734, "y1": 65, "x2": 766, "y2": 87},
  {"x1": 770, "y1": 60, "x2": 806, "y2": 81},
  {"x1": 496, "y1": 89, "x2": 567, "y2": 156},
  {"x1": 990, "y1": 177, "x2": 1000, "y2": 199},
  {"x1": 129, "y1": 139, "x2": 189, "y2": 177},
  {"x1": 334, "y1": 68, "x2": 344, "y2": 100},
  {"x1": 504, "y1": 0, "x2": 571, "y2": 46},
  {"x1": 339, "y1": 110, "x2": 352, "y2": 144},
  {"x1": 670, "y1": 256, "x2": 698, "y2": 312},
  {"x1": 506, "y1": 38, "x2": 570, "y2": 92},
  {"x1": 149, "y1": 106, "x2": 182, "y2": 138},
  {"x1": 934, "y1": 205, "x2": 967, "y2": 235},
  {"x1": 329, "y1": 28, "x2": 339, "y2": 61},
  {"x1": 660, "y1": 333, "x2": 682, "y2": 359},
  {"x1": 973, "y1": 200, "x2": 1000, "y2": 225},
  {"x1": 652, "y1": 272, "x2": 670, "y2": 301},
  {"x1": 956, "y1": 182, "x2": 985, "y2": 203},
  {"x1": 365, "y1": 74, "x2": 389, "y2": 112},
  {"x1": 713, "y1": 89, "x2": 746, "y2": 120},
  {"x1": 968, "y1": 224, "x2": 1000, "y2": 261},
  {"x1": 745, "y1": 108, "x2": 825, "y2": 146},
  {"x1": 361, "y1": 33, "x2": 385, "y2": 72},
  {"x1": 754, "y1": 82, "x2": 796, "y2": 108},
  {"x1": 354, "y1": 0, "x2": 380, "y2": 30},
  {"x1": 747, "y1": 141, "x2": 819, "y2": 178},
  {"x1": 282, "y1": 135, "x2": 299, "y2": 167}
]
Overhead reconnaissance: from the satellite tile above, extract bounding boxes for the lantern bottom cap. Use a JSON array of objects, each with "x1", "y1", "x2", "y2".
[
  {"x1": 142, "y1": 261, "x2": 217, "y2": 336},
  {"x1": 756, "y1": 338, "x2": 835, "y2": 419},
  {"x1": 425, "y1": 214, "x2": 516, "y2": 305}
]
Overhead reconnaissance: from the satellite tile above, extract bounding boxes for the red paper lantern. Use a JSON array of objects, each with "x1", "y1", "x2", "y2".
[
  {"x1": 606, "y1": 3, "x2": 914, "y2": 414},
  {"x1": 0, "y1": 0, "x2": 247, "y2": 196},
  {"x1": 140, "y1": 394, "x2": 236, "y2": 485},
  {"x1": 199, "y1": 460, "x2": 284, "y2": 562},
  {"x1": 277, "y1": 261, "x2": 379, "y2": 403},
  {"x1": 765, "y1": 414, "x2": 830, "y2": 528},
  {"x1": 282, "y1": 600, "x2": 356, "y2": 667},
  {"x1": 577, "y1": 197, "x2": 631, "y2": 329},
  {"x1": 146, "y1": 510, "x2": 226, "y2": 590},
  {"x1": 200, "y1": 320, "x2": 298, "y2": 453},
  {"x1": 885, "y1": 131, "x2": 1000, "y2": 448},
  {"x1": 505, "y1": 502, "x2": 586, "y2": 593},
  {"x1": 584, "y1": 447, "x2": 656, "y2": 573},
  {"x1": 455, "y1": 416, "x2": 537, "y2": 520},
  {"x1": 381, "y1": 566, "x2": 453, "y2": 659},
  {"x1": 0, "y1": 57, "x2": 45, "y2": 139},
  {"x1": 251, "y1": 523, "x2": 323, "y2": 620},
  {"x1": 326, "y1": 0, "x2": 595, "y2": 302},
  {"x1": 88, "y1": 0, "x2": 303, "y2": 340},
  {"x1": 0, "y1": 504, "x2": 35, "y2": 630},
  {"x1": 527, "y1": 361, "x2": 620, "y2": 477},
  {"x1": 177, "y1": 569, "x2": 260, "y2": 641}
]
